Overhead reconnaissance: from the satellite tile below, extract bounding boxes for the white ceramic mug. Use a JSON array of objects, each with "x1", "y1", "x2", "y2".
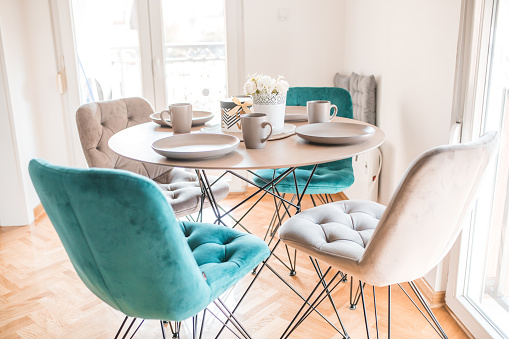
[
  {"x1": 240, "y1": 113, "x2": 273, "y2": 149},
  {"x1": 307, "y1": 100, "x2": 338, "y2": 123},
  {"x1": 161, "y1": 103, "x2": 193, "y2": 133}
]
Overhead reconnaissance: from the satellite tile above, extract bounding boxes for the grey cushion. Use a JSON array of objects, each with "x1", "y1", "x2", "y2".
[
  {"x1": 334, "y1": 72, "x2": 376, "y2": 125},
  {"x1": 280, "y1": 132, "x2": 497, "y2": 286},
  {"x1": 279, "y1": 200, "x2": 385, "y2": 278},
  {"x1": 76, "y1": 97, "x2": 229, "y2": 218}
]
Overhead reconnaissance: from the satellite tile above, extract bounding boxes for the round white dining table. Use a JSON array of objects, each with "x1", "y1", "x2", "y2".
[
  {"x1": 108, "y1": 110, "x2": 386, "y2": 307},
  {"x1": 108, "y1": 116, "x2": 385, "y2": 170}
]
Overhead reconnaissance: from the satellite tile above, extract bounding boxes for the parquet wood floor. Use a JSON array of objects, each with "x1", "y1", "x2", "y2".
[{"x1": 0, "y1": 191, "x2": 469, "y2": 338}]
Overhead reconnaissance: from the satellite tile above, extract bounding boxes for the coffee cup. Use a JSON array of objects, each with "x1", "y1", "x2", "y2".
[
  {"x1": 307, "y1": 100, "x2": 338, "y2": 123},
  {"x1": 240, "y1": 113, "x2": 273, "y2": 149},
  {"x1": 161, "y1": 103, "x2": 193, "y2": 133}
]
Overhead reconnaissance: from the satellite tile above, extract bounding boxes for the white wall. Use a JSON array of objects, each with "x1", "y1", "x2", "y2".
[
  {"x1": 0, "y1": 29, "x2": 32, "y2": 226},
  {"x1": 341, "y1": 0, "x2": 462, "y2": 205},
  {"x1": 341, "y1": 0, "x2": 462, "y2": 291},
  {"x1": 242, "y1": 0, "x2": 344, "y2": 88},
  {"x1": 0, "y1": 0, "x2": 70, "y2": 225}
]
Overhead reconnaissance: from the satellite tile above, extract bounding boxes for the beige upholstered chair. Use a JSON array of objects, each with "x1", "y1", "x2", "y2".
[
  {"x1": 76, "y1": 97, "x2": 229, "y2": 218},
  {"x1": 278, "y1": 132, "x2": 498, "y2": 338}
]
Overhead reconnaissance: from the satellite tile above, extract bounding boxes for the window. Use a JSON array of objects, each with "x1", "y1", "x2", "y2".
[
  {"x1": 448, "y1": 0, "x2": 509, "y2": 337},
  {"x1": 69, "y1": 0, "x2": 228, "y2": 112}
]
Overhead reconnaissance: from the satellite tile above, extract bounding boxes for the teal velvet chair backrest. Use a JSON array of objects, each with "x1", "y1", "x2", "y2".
[
  {"x1": 286, "y1": 87, "x2": 353, "y2": 119},
  {"x1": 253, "y1": 87, "x2": 354, "y2": 194},
  {"x1": 28, "y1": 159, "x2": 211, "y2": 321}
]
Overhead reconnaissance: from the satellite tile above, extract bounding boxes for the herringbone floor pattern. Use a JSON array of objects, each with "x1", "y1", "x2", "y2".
[{"x1": 0, "y1": 191, "x2": 468, "y2": 338}]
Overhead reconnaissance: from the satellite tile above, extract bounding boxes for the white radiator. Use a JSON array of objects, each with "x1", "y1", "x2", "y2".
[{"x1": 343, "y1": 148, "x2": 382, "y2": 201}]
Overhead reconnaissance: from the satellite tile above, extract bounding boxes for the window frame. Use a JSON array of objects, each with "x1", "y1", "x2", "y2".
[{"x1": 445, "y1": 0, "x2": 507, "y2": 338}]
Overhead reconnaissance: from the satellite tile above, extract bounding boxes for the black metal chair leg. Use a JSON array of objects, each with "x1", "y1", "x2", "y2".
[
  {"x1": 114, "y1": 316, "x2": 128, "y2": 339},
  {"x1": 350, "y1": 276, "x2": 364, "y2": 310},
  {"x1": 359, "y1": 282, "x2": 371, "y2": 339},
  {"x1": 129, "y1": 319, "x2": 145, "y2": 339},
  {"x1": 388, "y1": 285, "x2": 391, "y2": 339},
  {"x1": 160, "y1": 321, "x2": 167, "y2": 339},
  {"x1": 408, "y1": 281, "x2": 448, "y2": 339}
]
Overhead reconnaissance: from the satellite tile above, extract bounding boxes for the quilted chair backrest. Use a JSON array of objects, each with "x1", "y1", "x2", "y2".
[
  {"x1": 286, "y1": 87, "x2": 354, "y2": 120},
  {"x1": 28, "y1": 159, "x2": 211, "y2": 321},
  {"x1": 359, "y1": 132, "x2": 498, "y2": 286},
  {"x1": 76, "y1": 97, "x2": 172, "y2": 182}
]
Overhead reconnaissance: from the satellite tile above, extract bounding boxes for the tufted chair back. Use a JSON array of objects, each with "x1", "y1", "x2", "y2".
[
  {"x1": 28, "y1": 159, "x2": 212, "y2": 321},
  {"x1": 286, "y1": 87, "x2": 353, "y2": 120},
  {"x1": 254, "y1": 87, "x2": 354, "y2": 194},
  {"x1": 358, "y1": 132, "x2": 498, "y2": 286},
  {"x1": 76, "y1": 97, "x2": 173, "y2": 183}
]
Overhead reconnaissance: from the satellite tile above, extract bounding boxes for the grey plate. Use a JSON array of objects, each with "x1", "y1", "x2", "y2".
[
  {"x1": 285, "y1": 106, "x2": 308, "y2": 122},
  {"x1": 150, "y1": 111, "x2": 214, "y2": 127},
  {"x1": 296, "y1": 122, "x2": 375, "y2": 145},
  {"x1": 152, "y1": 133, "x2": 240, "y2": 160}
]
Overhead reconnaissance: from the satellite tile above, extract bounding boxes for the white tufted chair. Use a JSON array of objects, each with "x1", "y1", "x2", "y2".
[
  {"x1": 75, "y1": 97, "x2": 229, "y2": 218},
  {"x1": 278, "y1": 132, "x2": 498, "y2": 338}
]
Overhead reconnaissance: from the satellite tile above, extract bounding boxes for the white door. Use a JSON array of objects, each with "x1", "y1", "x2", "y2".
[{"x1": 51, "y1": 0, "x2": 246, "y2": 190}]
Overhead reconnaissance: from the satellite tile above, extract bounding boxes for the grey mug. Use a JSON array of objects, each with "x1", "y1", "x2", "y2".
[{"x1": 241, "y1": 113, "x2": 273, "y2": 149}]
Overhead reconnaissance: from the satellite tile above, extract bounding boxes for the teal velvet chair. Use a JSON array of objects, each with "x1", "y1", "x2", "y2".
[
  {"x1": 252, "y1": 87, "x2": 355, "y2": 276},
  {"x1": 28, "y1": 159, "x2": 270, "y2": 338},
  {"x1": 253, "y1": 87, "x2": 355, "y2": 196}
]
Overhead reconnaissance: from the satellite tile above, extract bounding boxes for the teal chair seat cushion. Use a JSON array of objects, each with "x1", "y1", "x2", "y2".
[
  {"x1": 254, "y1": 87, "x2": 355, "y2": 195},
  {"x1": 253, "y1": 159, "x2": 354, "y2": 194},
  {"x1": 182, "y1": 221, "x2": 270, "y2": 302}
]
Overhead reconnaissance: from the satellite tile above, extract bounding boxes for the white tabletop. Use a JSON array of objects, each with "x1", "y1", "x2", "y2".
[{"x1": 109, "y1": 116, "x2": 385, "y2": 170}]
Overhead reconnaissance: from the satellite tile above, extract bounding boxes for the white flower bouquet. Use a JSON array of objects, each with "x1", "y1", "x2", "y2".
[
  {"x1": 244, "y1": 74, "x2": 290, "y2": 96},
  {"x1": 244, "y1": 74, "x2": 290, "y2": 134}
]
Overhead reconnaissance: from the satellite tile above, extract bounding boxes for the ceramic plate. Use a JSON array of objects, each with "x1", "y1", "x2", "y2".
[
  {"x1": 152, "y1": 133, "x2": 239, "y2": 160},
  {"x1": 285, "y1": 106, "x2": 308, "y2": 122},
  {"x1": 296, "y1": 122, "x2": 375, "y2": 145},
  {"x1": 150, "y1": 111, "x2": 214, "y2": 127}
]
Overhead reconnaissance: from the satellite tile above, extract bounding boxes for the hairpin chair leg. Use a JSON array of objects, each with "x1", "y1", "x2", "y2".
[
  {"x1": 161, "y1": 321, "x2": 167, "y2": 339},
  {"x1": 407, "y1": 282, "x2": 448, "y2": 339},
  {"x1": 215, "y1": 239, "x2": 281, "y2": 338},
  {"x1": 350, "y1": 276, "x2": 365, "y2": 310},
  {"x1": 360, "y1": 281, "x2": 448, "y2": 339},
  {"x1": 388, "y1": 285, "x2": 391, "y2": 339},
  {"x1": 114, "y1": 316, "x2": 141, "y2": 339},
  {"x1": 281, "y1": 268, "x2": 349, "y2": 339}
]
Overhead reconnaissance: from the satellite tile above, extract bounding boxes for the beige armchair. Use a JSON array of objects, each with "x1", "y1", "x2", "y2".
[
  {"x1": 76, "y1": 97, "x2": 229, "y2": 218},
  {"x1": 278, "y1": 132, "x2": 498, "y2": 338}
]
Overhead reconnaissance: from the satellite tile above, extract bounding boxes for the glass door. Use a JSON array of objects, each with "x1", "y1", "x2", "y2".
[
  {"x1": 70, "y1": 0, "x2": 143, "y2": 103},
  {"x1": 160, "y1": 0, "x2": 227, "y2": 113},
  {"x1": 448, "y1": 0, "x2": 509, "y2": 337},
  {"x1": 463, "y1": 0, "x2": 509, "y2": 334},
  {"x1": 67, "y1": 0, "x2": 228, "y2": 111}
]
